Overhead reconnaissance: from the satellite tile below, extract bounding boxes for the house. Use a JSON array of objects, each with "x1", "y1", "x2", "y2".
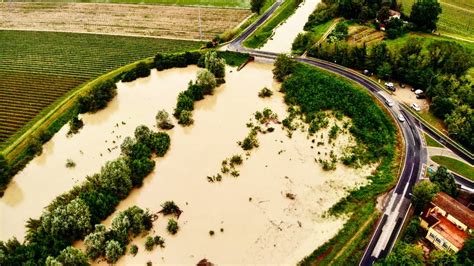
[
  {"x1": 388, "y1": 10, "x2": 401, "y2": 20},
  {"x1": 420, "y1": 192, "x2": 474, "y2": 252}
]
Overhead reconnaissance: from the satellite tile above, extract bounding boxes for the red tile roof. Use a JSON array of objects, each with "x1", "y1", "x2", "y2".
[
  {"x1": 432, "y1": 192, "x2": 474, "y2": 229},
  {"x1": 432, "y1": 214, "x2": 468, "y2": 250}
]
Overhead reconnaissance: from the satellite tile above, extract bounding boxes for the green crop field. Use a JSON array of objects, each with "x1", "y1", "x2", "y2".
[
  {"x1": 9, "y1": 0, "x2": 250, "y2": 8},
  {"x1": 400, "y1": 0, "x2": 474, "y2": 41},
  {"x1": 0, "y1": 30, "x2": 201, "y2": 148}
]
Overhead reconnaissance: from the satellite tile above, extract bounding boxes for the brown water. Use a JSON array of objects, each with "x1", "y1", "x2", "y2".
[
  {"x1": 0, "y1": 66, "x2": 199, "y2": 241},
  {"x1": 1, "y1": 63, "x2": 373, "y2": 264},
  {"x1": 79, "y1": 63, "x2": 373, "y2": 264},
  {"x1": 260, "y1": 0, "x2": 321, "y2": 53}
]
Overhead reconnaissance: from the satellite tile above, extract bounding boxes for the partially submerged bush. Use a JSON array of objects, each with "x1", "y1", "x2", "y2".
[
  {"x1": 196, "y1": 69, "x2": 217, "y2": 95},
  {"x1": 167, "y1": 219, "x2": 179, "y2": 235},
  {"x1": 156, "y1": 110, "x2": 174, "y2": 130},
  {"x1": 178, "y1": 110, "x2": 194, "y2": 126},
  {"x1": 129, "y1": 244, "x2": 138, "y2": 256},
  {"x1": 77, "y1": 80, "x2": 117, "y2": 114},
  {"x1": 145, "y1": 236, "x2": 154, "y2": 251},
  {"x1": 68, "y1": 116, "x2": 84, "y2": 136},
  {"x1": 160, "y1": 201, "x2": 182, "y2": 217},
  {"x1": 258, "y1": 87, "x2": 273, "y2": 98}
]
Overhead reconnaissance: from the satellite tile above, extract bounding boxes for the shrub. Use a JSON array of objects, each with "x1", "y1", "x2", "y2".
[
  {"x1": 203, "y1": 51, "x2": 226, "y2": 78},
  {"x1": 130, "y1": 157, "x2": 155, "y2": 187},
  {"x1": 160, "y1": 201, "x2": 182, "y2": 216},
  {"x1": 178, "y1": 110, "x2": 194, "y2": 126},
  {"x1": 209, "y1": 230, "x2": 215, "y2": 236},
  {"x1": 258, "y1": 87, "x2": 273, "y2": 98},
  {"x1": 66, "y1": 159, "x2": 76, "y2": 168},
  {"x1": 121, "y1": 62, "x2": 151, "y2": 82},
  {"x1": 129, "y1": 244, "x2": 138, "y2": 256},
  {"x1": 105, "y1": 240, "x2": 123, "y2": 263},
  {"x1": 84, "y1": 224, "x2": 107, "y2": 260},
  {"x1": 77, "y1": 80, "x2": 117, "y2": 114},
  {"x1": 68, "y1": 116, "x2": 84, "y2": 135},
  {"x1": 145, "y1": 236, "x2": 154, "y2": 251},
  {"x1": 154, "y1": 51, "x2": 202, "y2": 70},
  {"x1": 239, "y1": 130, "x2": 259, "y2": 150},
  {"x1": 273, "y1": 54, "x2": 296, "y2": 82},
  {"x1": 150, "y1": 132, "x2": 171, "y2": 157},
  {"x1": 173, "y1": 92, "x2": 194, "y2": 118},
  {"x1": 187, "y1": 83, "x2": 205, "y2": 101},
  {"x1": 196, "y1": 69, "x2": 217, "y2": 95},
  {"x1": 229, "y1": 155, "x2": 243, "y2": 166},
  {"x1": 97, "y1": 158, "x2": 132, "y2": 200},
  {"x1": 153, "y1": 236, "x2": 165, "y2": 248},
  {"x1": 156, "y1": 110, "x2": 174, "y2": 130},
  {"x1": 167, "y1": 219, "x2": 179, "y2": 235}
]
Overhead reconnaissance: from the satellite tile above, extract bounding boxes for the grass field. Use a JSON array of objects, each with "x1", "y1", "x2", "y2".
[
  {"x1": 244, "y1": 0, "x2": 302, "y2": 48},
  {"x1": 0, "y1": 30, "x2": 202, "y2": 148},
  {"x1": 424, "y1": 133, "x2": 443, "y2": 148},
  {"x1": 400, "y1": 0, "x2": 474, "y2": 42},
  {"x1": 0, "y1": 3, "x2": 250, "y2": 40},
  {"x1": 9, "y1": 0, "x2": 250, "y2": 8},
  {"x1": 431, "y1": 155, "x2": 474, "y2": 180}
]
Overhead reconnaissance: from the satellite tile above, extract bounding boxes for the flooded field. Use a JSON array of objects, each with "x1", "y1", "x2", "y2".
[
  {"x1": 260, "y1": 0, "x2": 320, "y2": 53},
  {"x1": 1, "y1": 62, "x2": 374, "y2": 264}
]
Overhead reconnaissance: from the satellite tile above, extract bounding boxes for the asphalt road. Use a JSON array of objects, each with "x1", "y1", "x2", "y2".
[{"x1": 224, "y1": 3, "x2": 470, "y2": 264}]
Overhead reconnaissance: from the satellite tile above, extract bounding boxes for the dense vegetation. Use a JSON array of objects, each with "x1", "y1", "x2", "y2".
[
  {"x1": 308, "y1": 38, "x2": 473, "y2": 150},
  {"x1": 0, "y1": 123, "x2": 170, "y2": 264},
  {"x1": 273, "y1": 60, "x2": 397, "y2": 265}
]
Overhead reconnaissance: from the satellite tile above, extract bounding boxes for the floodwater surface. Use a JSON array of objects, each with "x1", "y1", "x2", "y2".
[
  {"x1": 260, "y1": 0, "x2": 321, "y2": 53},
  {"x1": 2, "y1": 63, "x2": 373, "y2": 264}
]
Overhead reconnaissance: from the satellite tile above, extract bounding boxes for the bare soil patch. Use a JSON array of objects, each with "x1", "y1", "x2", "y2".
[{"x1": 0, "y1": 2, "x2": 251, "y2": 40}]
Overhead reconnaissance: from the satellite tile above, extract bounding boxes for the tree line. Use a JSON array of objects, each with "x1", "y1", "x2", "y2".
[{"x1": 308, "y1": 38, "x2": 473, "y2": 150}]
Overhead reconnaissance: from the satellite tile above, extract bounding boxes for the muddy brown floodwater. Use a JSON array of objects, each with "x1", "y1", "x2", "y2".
[
  {"x1": 260, "y1": 0, "x2": 321, "y2": 53},
  {"x1": 1, "y1": 62, "x2": 374, "y2": 264}
]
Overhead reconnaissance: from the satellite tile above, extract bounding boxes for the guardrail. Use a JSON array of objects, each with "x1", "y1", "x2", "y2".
[{"x1": 401, "y1": 103, "x2": 473, "y2": 161}]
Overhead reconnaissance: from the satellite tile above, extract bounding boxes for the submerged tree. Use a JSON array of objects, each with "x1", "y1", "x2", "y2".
[{"x1": 156, "y1": 110, "x2": 174, "y2": 130}]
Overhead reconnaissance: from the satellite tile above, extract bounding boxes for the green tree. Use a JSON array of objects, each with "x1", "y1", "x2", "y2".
[
  {"x1": 251, "y1": 0, "x2": 265, "y2": 14},
  {"x1": 156, "y1": 110, "x2": 174, "y2": 130},
  {"x1": 55, "y1": 246, "x2": 89, "y2": 266},
  {"x1": 145, "y1": 236, "x2": 154, "y2": 251},
  {"x1": 368, "y1": 42, "x2": 391, "y2": 73},
  {"x1": 129, "y1": 244, "x2": 138, "y2": 256},
  {"x1": 41, "y1": 198, "x2": 92, "y2": 240},
  {"x1": 429, "y1": 249, "x2": 457, "y2": 266},
  {"x1": 174, "y1": 91, "x2": 194, "y2": 118},
  {"x1": 273, "y1": 54, "x2": 296, "y2": 82},
  {"x1": 204, "y1": 51, "x2": 226, "y2": 78},
  {"x1": 134, "y1": 125, "x2": 153, "y2": 146},
  {"x1": 377, "y1": 62, "x2": 393, "y2": 79},
  {"x1": 410, "y1": 0, "x2": 442, "y2": 32},
  {"x1": 382, "y1": 242, "x2": 424, "y2": 265},
  {"x1": 430, "y1": 166, "x2": 458, "y2": 197},
  {"x1": 377, "y1": 6, "x2": 391, "y2": 23},
  {"x1": 97, "y1": 158, "x2": 132, "y2": 199},
  {"x1": 178, "y1": 110, "x2": 194, "y2": 126},
  {"x1": 196, "y1": 69, "x2": 217, "y2": 95},
  {"x1": 411, "y1": 180, "x2": 439, "y2": 212},
  {"x1": 105, "y1": 240, "x2": 123, "y2": 263},
  {"x1": 150, "y1": 132, "x2": 171, "y2": 157},
  {"x1": 457, "y1": 236, "x2": 474, "y2": 265},
  {"x1": 167, "y1": 219, "x2": 179, "y2": 235},
  {"x1": 445, "y1": 105, "x2": 473, "y2": 150},
  {"x1": 120, "y1": 136, "x2": 135, "y2": 157},
  {"x1": 84, "y1": 224, "x2": 107, "y2": 260}
]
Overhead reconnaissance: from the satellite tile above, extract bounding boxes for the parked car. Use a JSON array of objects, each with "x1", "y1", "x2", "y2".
[
  {"x1": 398, "y1": 114, "x2": 406, "y2": 122},
  {"x1": 416, "y1": 94, "x2": 427, "y2": 99},
  {"x1": 414, "y1": 89, "x2": 424, "y2": 95},
  {"x1": 411, "y1": 103, "x2": 421, "y2": 111},
  {"x1": 363, "y1": 69, "x2": 371, "y2": 76},
  {"x1": 384, "y1": 82, "x2": 395, "y2": 91},
  {"x1": 411, "y1": 87, "x2": 416, "y2": 92},
  {"x1": 399, "y1": 83, "x2": 406, "y2": 88}
]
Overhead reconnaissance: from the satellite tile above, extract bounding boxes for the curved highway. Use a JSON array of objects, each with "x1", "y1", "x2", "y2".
[{"x1": 223, "y1": 1, "x2": 471, "y2": 264}]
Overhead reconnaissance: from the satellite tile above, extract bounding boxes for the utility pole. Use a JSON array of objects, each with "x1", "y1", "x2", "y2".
[{"x1": 198, "y1": 7, "x2": 203, "y2": 41}]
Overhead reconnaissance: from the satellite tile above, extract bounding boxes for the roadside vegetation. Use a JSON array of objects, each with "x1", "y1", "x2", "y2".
[
  {"x1": 424, "y1": 133, "x2": 443, "y2": 148},
  {"x1": 244, "y1": 0, "x2": 303, "y2": 48},
  {"x1": 271, "y1": 56, "x2": 398, "y2": 265},
  {"x1": 431, "y1": 156, "x2": 474, "y2": 180}
]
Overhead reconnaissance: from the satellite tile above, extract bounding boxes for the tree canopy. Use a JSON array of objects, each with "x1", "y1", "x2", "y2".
[{"x1": 410, "y1": 0, "x2": 442, "y2": 32}]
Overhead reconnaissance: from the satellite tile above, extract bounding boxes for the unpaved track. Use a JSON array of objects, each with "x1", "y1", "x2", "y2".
[{"x1": 0, "y1": 2, "x2": 251, "y2": 40}]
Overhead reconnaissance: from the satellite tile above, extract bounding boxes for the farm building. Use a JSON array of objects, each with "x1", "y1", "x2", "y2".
[{"x1": 420, "y1": 192, "x2": 474, "y2": 252}]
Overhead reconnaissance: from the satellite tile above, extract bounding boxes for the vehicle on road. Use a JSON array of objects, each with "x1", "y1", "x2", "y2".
[
  {"x1": 411, "y1": 103, "x2": 421, "y2": 111},
  {"x1": 398, "y1": 114, "x2": 405, "y2": 122},
  {"x1": 378, "y1": 91, "x2": 394, "y2": 107},
  {"x1": 414, "y1": 89, "x2": 424, "y2": 95}
]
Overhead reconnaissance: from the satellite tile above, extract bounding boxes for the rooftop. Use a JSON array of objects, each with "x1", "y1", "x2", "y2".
[
  {"x1": 432, "y1": 192, "x2": 474, "y2": 229},
  {"x1": 432, "y1": 214, "x2": 468, "y2": 250}
]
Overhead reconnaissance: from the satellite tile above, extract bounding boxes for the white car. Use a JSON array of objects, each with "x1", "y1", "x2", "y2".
[
  {"x1": 414, "y1": 89, "x2": 424, "y2": 95},
  {"x1": 411, "y1": 103, "x2": 421, "y2": 111},
  {"x1": 398, "y1": 114, "x2": 406, "y2": 122}
]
